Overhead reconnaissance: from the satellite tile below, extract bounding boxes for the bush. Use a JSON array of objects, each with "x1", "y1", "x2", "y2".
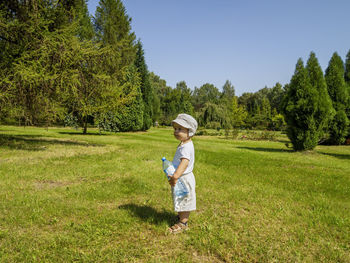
[
  {"x1": 240, "y1": 130, "x2": 277, "y2": 141},
  {"x1": 196, "y1": 128, "x2": 223, "y2": 136},
  {"x1": 231, "y1": 129, "x2": 239, "y2": 139},
  {"x1": 205, "y1": 121, "x2": 221, "y2": 130}
]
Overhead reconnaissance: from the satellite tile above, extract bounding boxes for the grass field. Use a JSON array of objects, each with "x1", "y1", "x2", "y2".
[{"x1": 0, "y1": 126, "x2": 349, "y2": 262}]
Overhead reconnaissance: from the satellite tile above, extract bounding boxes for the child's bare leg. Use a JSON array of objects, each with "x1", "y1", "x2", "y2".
[{"x1": 178, "y1": 211, "x2": 190, "y2": 224}]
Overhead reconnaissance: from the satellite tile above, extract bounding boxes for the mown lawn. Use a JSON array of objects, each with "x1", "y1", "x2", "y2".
[{"x1": 0, "y1": 126, "x2": 349, "y2": 262}]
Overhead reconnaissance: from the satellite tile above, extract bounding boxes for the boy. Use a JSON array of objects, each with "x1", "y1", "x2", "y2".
[{"x1": 168, "y1": 113, "x2": 197, "y2": 234}]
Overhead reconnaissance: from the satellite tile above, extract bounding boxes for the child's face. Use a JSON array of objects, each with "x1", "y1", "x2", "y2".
[{"x1": 173, "y1": 123, "x2": 190, "y2": 142}]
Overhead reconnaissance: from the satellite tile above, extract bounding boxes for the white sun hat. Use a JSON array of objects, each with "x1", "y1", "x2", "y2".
[{"x1": 171, "y1": 113, "x2": 198, "y2": 137}]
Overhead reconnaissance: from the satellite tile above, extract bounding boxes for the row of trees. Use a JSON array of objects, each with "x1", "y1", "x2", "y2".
[
  {"x1": 1, "y1": 1, "x2": 349, "y2": 149},
  {"x1": 0, "y1": 0, "x2": 154, "y2": 133},
  {"x1": 0, "y1": 0, "x2": 293, "y2": 135},
  {"x1": 283, "y1": 51, "x2": 350, "y2": 150},
  {"x1": 150, "y1": 50, "x2": 350, "y2": 149},
  {"x1": 150, "y1": 74, "x2": 285, "y2": 131}
]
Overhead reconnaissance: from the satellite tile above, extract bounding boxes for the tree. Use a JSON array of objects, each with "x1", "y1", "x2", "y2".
[
  {"x1": 306, "y1": 52, "x2": 335, "y2": 141},
  {"x1": 344, "y1": 49, "x2": 350, "y2": 138},
  {"x1": 344, "y1": 49, "x2": 350, "y2": 85},
  {"x1": 105, "y1": 66, "x2": 144, "y2": 132},
  {"x1": 94, "y1": 0, "x2": 136, "y2": 72},
  {"x1": 192, "y1": 83, "x2": 220, "y2": 112},
  {"x1": 282, "y1": 58, "x2": 319, "y2": 151},
  {"x1": 325, "y1": 52, "x2": 349, "y2": 144},
  {"x1": 0, "y1": 1, "x2": 69, "y2": 127},
  {"x1": 149, "y1": 72, "x2": 163, "y2": 123},
  {"x1": 134, "y1": 40, "x2": 153, "y2": 130},
  {"x1": 62, "y1": 39, "x2": 128, "y2": 134},
  {"x1": 221, "y1": 80, "x2": 235, "y2": 102},
  {"x1": 230, "y1": 97, "x2": 248, "y2": 128},
  {"x1": 94, "y1": 0, "x2": 144, "y2": 132},
  {"x1": 49, "y1": 0, "x2": 94, "y2": 39},
  {"x1": 268, "y1": 82, "x2": 285, "y2": 112},
  {"x1": 175, "y1": 81, "x2": 193, "y2": 115},
  {"x1": 0, "y1": 0, "x2": 99, "y2": 129},
  {"x1": 238, "y1": 92, "x2": 254, "y2": 113},
  {"x1": 198, "y1": 102, "x2": 225, "y2": 129}
]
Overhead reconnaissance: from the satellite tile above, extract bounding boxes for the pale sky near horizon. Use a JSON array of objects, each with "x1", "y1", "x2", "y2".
[{"x1": 87, "y1": 0, "x2": 350, "y2": 95}]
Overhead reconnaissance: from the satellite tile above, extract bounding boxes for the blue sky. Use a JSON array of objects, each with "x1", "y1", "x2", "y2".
[{"x1": 87, "y1": 0, "x2": 350, "y2": 95}]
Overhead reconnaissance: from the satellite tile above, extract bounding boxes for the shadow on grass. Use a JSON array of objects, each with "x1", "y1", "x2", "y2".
[
  {"x1": 318, "y1": 152, "x2": 350, "y2": 160},
  {"x1": 118, "y1": 204, "x2": 175, "y2": 225},
  {"x1": 0, "y1": 134, "x2": 101, "y2": 151},
  {"x1": 236, "y1": 146, "x2": 293, "y2": 153},
  {"x1": 58, "y1": 131, "x2": 113, "y2": 136}
]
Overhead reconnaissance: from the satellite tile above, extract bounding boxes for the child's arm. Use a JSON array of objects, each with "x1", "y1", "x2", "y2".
[{"x1": 168, "y1": 158, "x2": 189, "y2": 186}]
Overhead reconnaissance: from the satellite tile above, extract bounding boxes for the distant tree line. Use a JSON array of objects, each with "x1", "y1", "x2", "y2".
[
  {"x1": 150, "y1": 75, "x2": 286, "y2": 132},
  {"x1": 150, "y1": 50, "x2": 350, "y2": 149}
]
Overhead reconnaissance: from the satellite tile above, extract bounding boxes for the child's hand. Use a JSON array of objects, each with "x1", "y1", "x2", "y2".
[
  {"x1": 168, "y1": 158, "x2": 189, "y2": 187},
  {"x1": 168, "y1": 175, "x2": 178, "y2": 187}
]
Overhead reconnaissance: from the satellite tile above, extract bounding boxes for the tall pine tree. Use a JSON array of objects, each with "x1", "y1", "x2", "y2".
[
  {"x1": 175, "y1": 81, "x2": 194, "y2": 115},
  {"x1": 344, "y1": 50, "x2": 350, "y2": 138},
  {"x1": 149, "y1": 72, "x2": 166, "y2": 124},
  {"x1": 94, "y1": 0, "x2": 136, "y2": 71},
  {"x1": 94, "y1": 0, "x2": 144, "y2": 132},
  {"x1": 325, "y1": 52, "x2": 349, "y2": 144},
  {"x1": 282, "y1": 58, "x2": 319, "y2": 151},
  {"x1": 306, "y1": 52, "x2": 335, "y2": 141},
  {"x1": 134, "y1": 40, "x2": 153, "y2": 130},
  {"x1": 344, "y1": 50, "x2": 350, "y2": 85}
]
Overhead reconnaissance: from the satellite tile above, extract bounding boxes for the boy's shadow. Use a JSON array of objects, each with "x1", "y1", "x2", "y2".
[{"x1": 119, "y1": 204, "x2": 175, "y2": 225}]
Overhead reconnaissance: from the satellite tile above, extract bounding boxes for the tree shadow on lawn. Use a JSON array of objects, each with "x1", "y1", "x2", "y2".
[
  {"x1": 58, "y1": 131, "x2": 112, "y2": 136},
  {"x1": 318, "y1": 152, "x2": 350, "y2": 160},
  {"x1": 0, "y1": 134, "x2": 102, "y2": 151},
  {"x1": 236, "y1": 146, "x2": 293, "y2": 153},
  {"x1": 118, "y1": 204, "x2": 175, "y2": 225}
]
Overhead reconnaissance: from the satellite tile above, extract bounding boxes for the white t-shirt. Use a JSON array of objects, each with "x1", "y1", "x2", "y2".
[{"x1": 172, "y1": 140, "x2": 195, "y2": 175}]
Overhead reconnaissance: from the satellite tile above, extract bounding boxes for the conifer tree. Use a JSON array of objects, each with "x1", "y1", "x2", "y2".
[
  {"x1": 0, "y1": 1, "x2": 67, "y2": 126},
  {"x1": 219, "y1": 80, "x2": 236, "y2": 129},
  {"x1": 282, "y1": 58, "x2": 319, "y2": 151},
  {"x1": 230, "y1": 96, "x2": 248, "y2": 128},
  {"x1": 269, "y1": 82, "x2": 284, "y2": 112},
  {"x1": 95, "y1": 0, "x2": 136, "y2": 70},
  {"x1": 345, "y1": 50, "x2": 350, "y2": 85},
  {"x1": 50, "y1": 0, "x2": 94, "y2": 39},
  {"x1": 175, "y1": 81, "x2": 194, "y2": 115},
  {"x1": 344, "y1": 50, "x2": 350, "y2": 135},
  {"x1": 94, "y1": 0, "x2": 144, "y2": 132},
  {"x1": 306, "y1": 52, "x2": 335, "y2": 141},
  {"x1": 325, "y1": 52, "x2": 349, "y2": 144},
  {"x1": 134, "y1": 40, "x2": 153, "y2": 130},
  {"x1": 111, "y1": 67, "x2": 144, "y2": 132},
  {"x1": 149, "y1": 72, "x2": 165, "y2": 124},
  {"x1": 221, "y1": 80, "x2": 235, "y2": 103},
  {"x1": 0, "y1": 0, "x2": 118, "y2": 132}
]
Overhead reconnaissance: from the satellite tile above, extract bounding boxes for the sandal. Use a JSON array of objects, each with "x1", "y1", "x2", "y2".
[{"x1": 168, "y1": 221, "x2": 189, "y2": 234}]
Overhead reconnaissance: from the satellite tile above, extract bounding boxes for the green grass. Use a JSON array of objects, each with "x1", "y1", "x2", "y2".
[{"x1": 0, "y1": 126, "x2": 349, "y2": 262}]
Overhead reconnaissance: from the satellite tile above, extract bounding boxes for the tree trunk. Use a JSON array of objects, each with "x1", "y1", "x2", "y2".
[{"x1": 83, "y1": 116, "x2": 88, "y2": 134}]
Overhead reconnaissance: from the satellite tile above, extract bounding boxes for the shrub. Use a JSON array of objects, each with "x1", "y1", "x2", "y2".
[
  {"x1": 231, "y1": 129, "x2": 239, "y2": 139},
  {"x1": 240, "y1": 130, "x2": 277, "y2": 141}
]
